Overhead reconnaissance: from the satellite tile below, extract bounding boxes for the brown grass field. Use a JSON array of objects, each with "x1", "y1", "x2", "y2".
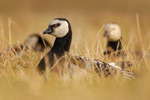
[{"x1": 0, "y1": 0, "x2": 150, "y2": 100}]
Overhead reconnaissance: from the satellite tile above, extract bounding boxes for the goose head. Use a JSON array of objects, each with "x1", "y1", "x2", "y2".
[
  {"x1": 43, "y1": 18, "x2": 70, "y2": 38},
  {"x1": 104, "y1": 23, "x2": 121, "y2": 41}
]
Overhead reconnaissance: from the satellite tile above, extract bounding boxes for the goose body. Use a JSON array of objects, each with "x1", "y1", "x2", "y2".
[
  {"x1": 37, "y1": 18, "x2": 134, "y2": 79},
  {"x1": 70, "y1": 56, "x2": 134, "y2": 79}
]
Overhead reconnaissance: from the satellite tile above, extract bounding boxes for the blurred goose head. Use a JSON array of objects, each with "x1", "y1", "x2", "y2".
[
  {"x1": 104, "y1": 23, "x2": 122, "y2": 42},
  {"x1": 10, "y1": 34, "x2": 51, "y2": 56},
  {"x1": 24, "y1": 34, "x2": 51, "y2": 52}
]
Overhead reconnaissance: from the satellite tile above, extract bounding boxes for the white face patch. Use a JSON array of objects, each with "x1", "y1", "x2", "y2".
[
  {"x1": 49, "y1": 19, "x2": 69, "y2": 38},
  {"x1": 105, "y1": 23, "x2": 121, "y2": 41}
]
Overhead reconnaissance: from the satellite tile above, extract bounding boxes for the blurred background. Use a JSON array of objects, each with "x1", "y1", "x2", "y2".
[{"x1": 0, "y1": 0, "x2": 150, "y2": 48}]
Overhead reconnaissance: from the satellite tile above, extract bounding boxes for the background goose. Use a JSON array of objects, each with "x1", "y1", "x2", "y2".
[
  {"x1": 103, "y1": 23, "x2": 135, "y2": 70},
  {"x1": 37, "y1": 18, "x2": 134, "y2": 79},
  {"x1": 103, "y1": 23, "x2": 150, "y2": 70},
  {"x1": 10, "y1": 34, "x2": 51, "y2": 55},
  {"x1": 103, "y1": 22, "x2": 149, "y2": 59},
  {"x1": 103, "y1": 22, "x2": 122, "y2": 56},
  {"x1": 24, "y1": 34, "x2": 51, "y2": 52}
]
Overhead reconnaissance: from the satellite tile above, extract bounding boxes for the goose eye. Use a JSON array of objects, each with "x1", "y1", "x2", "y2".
[{"x1": 57, "y1": 23, "x2": 61, "y2": 26}]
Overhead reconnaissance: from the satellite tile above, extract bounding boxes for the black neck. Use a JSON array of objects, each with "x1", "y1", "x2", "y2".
[
  {"x1": 50, "y1": 28, "x2": 72, "y2": 57},
  {"x1": 107, "y1": 39, "x2": 122, "y2": 51},
  {"x1": 105, "y1": 39, "x2": 122, "y2": 54},
  {"x1": 104, "y1": 39, "x2": 122, "y2": 55}
]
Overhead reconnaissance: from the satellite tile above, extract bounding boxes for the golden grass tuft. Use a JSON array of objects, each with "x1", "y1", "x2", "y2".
[{"x1": 0, "y1": 1, "x2": 150, "y2": 99}]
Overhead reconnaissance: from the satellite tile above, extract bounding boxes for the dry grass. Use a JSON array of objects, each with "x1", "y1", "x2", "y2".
[{"x1": 0, "y1": 0, "x2": 150, "y2": 100}]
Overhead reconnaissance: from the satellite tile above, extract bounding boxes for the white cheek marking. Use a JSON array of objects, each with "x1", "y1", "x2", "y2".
[
  {"x1": 49, "y1": 19, "x2": 69, "y2": 38},
  {"x1": 106, "y1": 24, "x2": 121, "y2": 41},
  {"x1": 54, "y1": 21, "x2": 69, "y2": 37}
]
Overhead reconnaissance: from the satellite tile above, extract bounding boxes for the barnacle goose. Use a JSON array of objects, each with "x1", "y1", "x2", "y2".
[
  {"x1": 103, "y1": 22, "x2": 122, "y2": 56},
  {"x1": 103, "y1": 23, "x2": 150, "y2": 71},
  {"x1": 37, "y1": 18, "x2": 72, "y2": 74},
  {"x1": 10, "y1": 34, "x2": 51, "y2": 55},
  {"x1": 103, "y1": 22, "x2": 149, "y2": 59},
  {"x1": 37, "y1": 18, "x2": 134, "y2": 79},
  {"x1": 103, "y1": 23, "x2": 132, "y2": 69}
]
